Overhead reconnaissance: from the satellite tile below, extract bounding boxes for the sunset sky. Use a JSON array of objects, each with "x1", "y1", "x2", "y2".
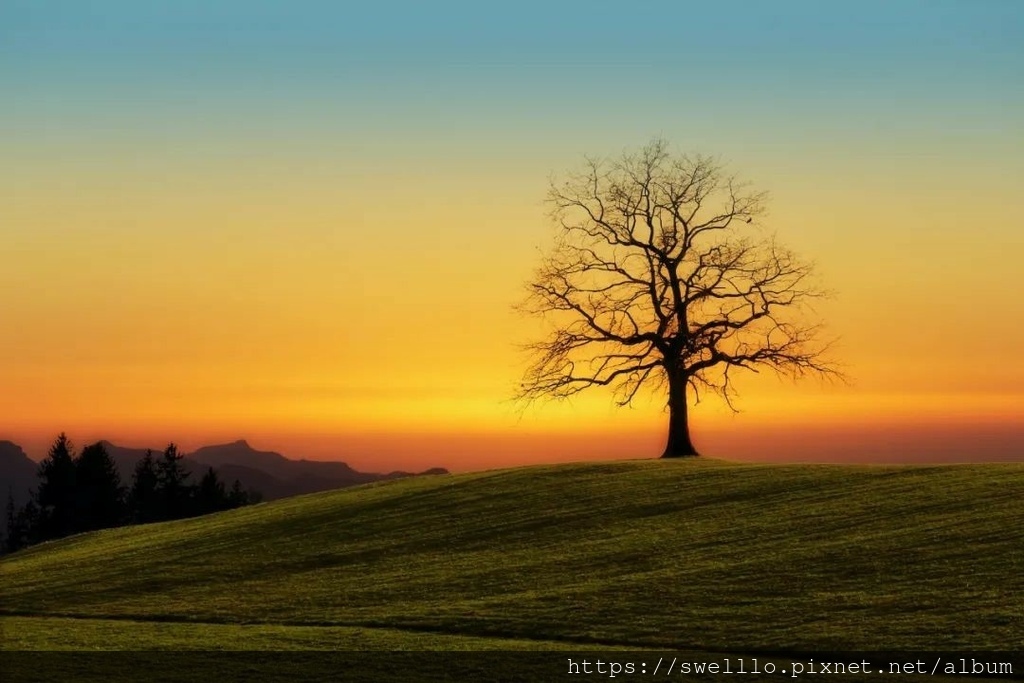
[{"x1": 3, "y1": 1, "x2": 1022, "y2": 471}]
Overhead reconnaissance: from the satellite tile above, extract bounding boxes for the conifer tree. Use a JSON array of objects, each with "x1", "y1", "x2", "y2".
[
  {"x1": 129, "y1": 449, "x2": 160, "y2": 523},
  {"x1": 76, "y1": 442, "x2": 125, "y2": 531},
  {"x1": 7, "y1": 498, "x2": 40, "y2": 551},
  {"x1": 196, "y1": 467, "x2": 227, "y2": 515},
  {"x1": 2, "y1": 491, "x2": 15, "y2": 553},
  {"x1": 156, "y1": 443, "x2": 192, "y2": 520},
  {"x1": 36, "y1": 433, "x2": 77, "y2": 539},
  {"x1": 227, "y1": 479, "x2": 249, "y2": 509}
]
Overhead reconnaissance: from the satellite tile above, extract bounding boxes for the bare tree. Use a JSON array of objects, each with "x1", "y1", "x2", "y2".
[{"x1": 516, "y1": 139, "x2": 841, "y2": 457}]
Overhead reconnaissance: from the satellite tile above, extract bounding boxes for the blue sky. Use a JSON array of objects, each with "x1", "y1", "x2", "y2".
[
  {"x1": 4, "y1": 1, "x2": 1021, "y2": 87},
  {"x1": 4, "y1": 1, "x2": 1021, "y2": 167}
]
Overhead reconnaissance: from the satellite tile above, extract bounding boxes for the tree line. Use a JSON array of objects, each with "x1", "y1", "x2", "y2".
[{"x1": 3, "y1": 433, "x2": 256, "y2": 554}]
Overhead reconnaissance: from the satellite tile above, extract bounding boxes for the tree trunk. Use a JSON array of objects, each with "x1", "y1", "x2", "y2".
[{"x1": 662, "y1": 371, "x2": 699, "y2": 458}]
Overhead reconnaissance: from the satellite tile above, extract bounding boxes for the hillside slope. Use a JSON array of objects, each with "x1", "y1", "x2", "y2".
[{"x1": 2, "y1": 460, "x2": 1022, "y2": 653}]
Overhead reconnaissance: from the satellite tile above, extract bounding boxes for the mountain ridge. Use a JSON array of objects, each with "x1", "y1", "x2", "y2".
[
  {"x1": 1, "y1": 438, "x2": 448, "y2": 506},
  {"x1": 0, "y1": 441, "x2": 38, "y2": 507}
]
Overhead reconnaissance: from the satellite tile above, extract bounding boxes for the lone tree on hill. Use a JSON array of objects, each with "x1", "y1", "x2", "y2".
[{"x1": 516, "y1": 139, "x2": 840, "y2": 457}]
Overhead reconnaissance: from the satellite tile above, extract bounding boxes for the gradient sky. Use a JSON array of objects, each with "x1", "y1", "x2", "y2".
[{"x1": 2, "y1": 1, "x2": 1022, "y2": 470}]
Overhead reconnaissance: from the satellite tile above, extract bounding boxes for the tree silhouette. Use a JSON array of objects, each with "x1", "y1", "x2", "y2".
[
  {"x1": 3, "y1": 492, "x2": 15, "y2": 553},
  {"x1": 129, "y1": 449, "x2": 161, "y2": 523},
  {"x1": 75, "y1": 442, "x2": 125, "y2": 531},
  {"x1": 5, "y1": 496, "x2": 39, "y2": 552},
  {"x1": 227, "y1": 479, "x2": 249, "y2": 508},
  {"x1": 156, "y1": 443, "x2": 192, "y2": 520},
  {"x1": 195, "y1": 467, "x2": 227, "y2": 515},
  {"x1": 2, "y1": 435, "x2": 259, "y2": 554},
  {"x1": 516, "y1": 139, "x2": 840, "y2": 457},
  {"x1": 35, "y1": 433, "x2": 78, "y2": 538}
]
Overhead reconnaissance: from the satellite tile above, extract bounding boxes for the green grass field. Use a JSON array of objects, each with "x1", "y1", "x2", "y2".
[{"x1": 2, "y1": 459, "x2": 1022, "y2": 679}]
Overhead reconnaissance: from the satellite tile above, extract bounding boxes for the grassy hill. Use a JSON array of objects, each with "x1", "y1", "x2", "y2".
[{"x1": 2, "y1": 459, "x2": 1022, "y2": 677}]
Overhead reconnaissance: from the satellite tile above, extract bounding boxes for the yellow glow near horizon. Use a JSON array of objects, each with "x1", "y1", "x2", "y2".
[{"x1": 3, "y1": 120, "x2": 1023, "y2": 470}]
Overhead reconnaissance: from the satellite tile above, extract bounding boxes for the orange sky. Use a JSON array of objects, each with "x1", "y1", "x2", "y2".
[
  {"x1": 3, "y1": 149, "x2": 1022, "y2": 470},
  {"x1": 3, "y1": 3, "x2": 1022, "y2": 471}
]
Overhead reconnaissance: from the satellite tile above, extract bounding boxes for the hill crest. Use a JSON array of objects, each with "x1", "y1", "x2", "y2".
[{"x1": 3, "y1": 459, "x2": 1021, "y2": 652}]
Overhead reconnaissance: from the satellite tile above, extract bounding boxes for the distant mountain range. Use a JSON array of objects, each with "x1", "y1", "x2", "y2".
[
  {"x1": 0, "y1": 441, "x2": 38, "y2": 508},
  {"x1": 0, "y1": 439, "x2": 448, "y2": 509}
]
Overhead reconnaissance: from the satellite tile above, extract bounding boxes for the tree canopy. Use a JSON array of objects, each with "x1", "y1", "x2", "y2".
[{"x1": 516, "y1": 139, "x2": 840, "y2": 456}]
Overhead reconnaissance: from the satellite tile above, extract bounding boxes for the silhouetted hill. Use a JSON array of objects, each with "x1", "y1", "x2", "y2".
[
  {"x1": 97, "y1": 439, "x2": 448, "y2": 501},
  {"x1": 4, "y1": 460, "x2": 1023, "y2": 652},
  {"x1": 94, "y1": 441, "x2": 281, "y2": 499},
  {"x1": 205, "y1": 462, "x2": 290, "y2": 498},
  {"x1": 1, "y1": 441, "x2": 39, "y2": 541},
  {"x1": 0, "y1": 441, "x2": 37, "y2": 507},
  {"x1": 188, "y1": 440, "x2": 445, "y2": 497},
  {"x1": 0, "y1": 436, "x2": 445, "y2": 552},
  {"x1": 1, "y1": 438, "x2": 447, "y2": 508},
  {"x1": 190, "y1": 440, "x2": 294, "y2": 473}
]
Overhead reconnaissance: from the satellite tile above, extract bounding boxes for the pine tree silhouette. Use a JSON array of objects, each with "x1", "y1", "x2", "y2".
[
  {"x1": 196, "y1": 467, "x2": 228, "y2": 515},
  {"x1": 156, "y1": 443, "x2": 192, "y2": 520},
  {"x1": 76, "y1": 442, "x2": 126, "y2": 531},
  {"x1": 36, "y1": 433, "x2": 77, "y2": 540},
  {"x1": 227, "y1": 479, "x2": 249, "y2": 508},
  {"x1": 129, "y1": 450, "x2": 161, "y2": 523},
  {"x1": 3, "y1": 491, "x2": 15, "y2": 553}
]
